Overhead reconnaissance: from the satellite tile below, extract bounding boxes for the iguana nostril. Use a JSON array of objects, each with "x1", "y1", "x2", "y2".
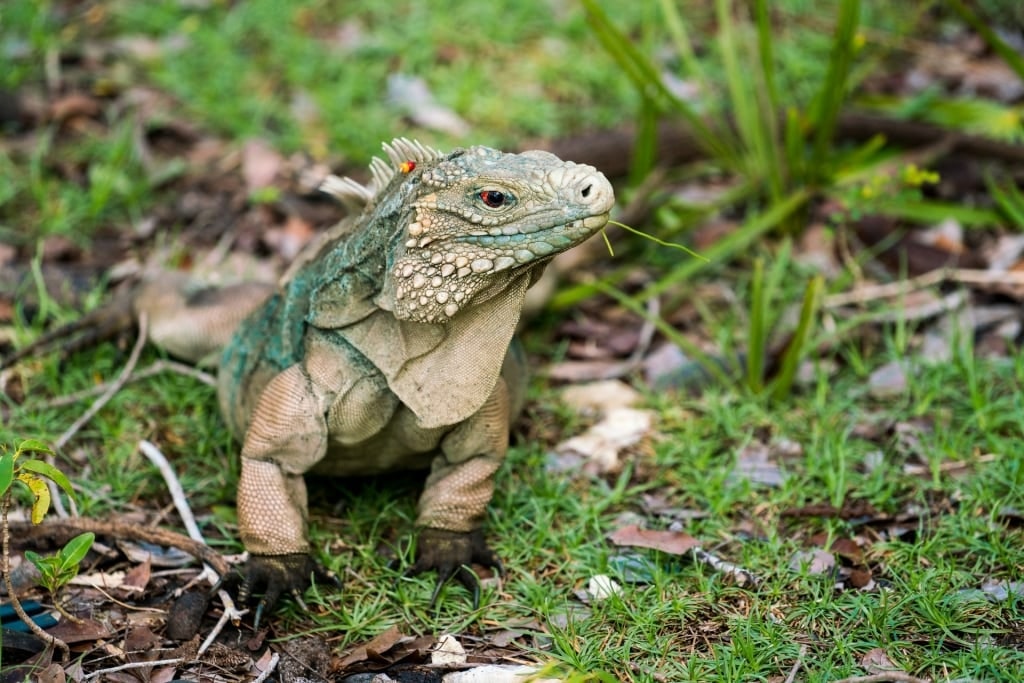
[{"x1": 581, "y1": 184, "x2": 592, "y2": 198}]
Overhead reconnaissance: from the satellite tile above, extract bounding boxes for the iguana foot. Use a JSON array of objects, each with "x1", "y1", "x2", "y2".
[
  {"x1": 236, "y1": 553, "x2": 338, "y2": 628},
  {"x1": 407, "y1": 528, "x2": 503, "y2": 608}
]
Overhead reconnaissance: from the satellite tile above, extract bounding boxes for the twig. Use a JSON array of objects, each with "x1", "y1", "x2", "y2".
[
  {"x1": 253, "y1": 652, "x2": 281, "y2": 683},
  {"x1": 46, "y1": 313, "x2": 149, "y2": 519},
  {"x1": 82, "y1": 657, "x2": 185, "y2": 681},
  {"x1": 138, "y1": 440, "x2": 220, "y2": 586},
  {"x1": 197, "y1": 590, "x2": 248, "y2": 657},
  {"x1": 824, "y1": 268, "x2": 1024, "y2": 309},
  {"x1": 1, "y1": 497, "x2": 70, "y2": 659},
  {"x1": 53, "y1": 312, "x2": 149, "y2": 453},
  {"x1": 783, "y1": 644, "x2": 807, "y2": 683},
  {"x1": 14, "y1": 518, "x2": 230, "y2": 576},
  {"x1": 692, "y1": 547, "x2": 758, "y2": 586},
  {"x1": 829, "y1": 674, "x2": 930, "y2": 683},
  {"x1": 42, "y1": 360, "x2": 216, "y2": 408},
  {"x1": 627, "y1": 297, "x2": 659, "y2": 365}
]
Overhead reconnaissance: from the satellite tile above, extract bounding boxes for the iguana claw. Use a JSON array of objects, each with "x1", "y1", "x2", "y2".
[
  {"x1": 406, "y1": 528, "x2": 503, "y2": 609},
  {"x1": 236, "y1": 553, "x2": 338, "y2": 628}
]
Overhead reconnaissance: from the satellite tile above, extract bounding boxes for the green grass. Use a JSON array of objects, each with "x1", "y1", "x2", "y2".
[
  {"x1": 3, "y1": 1, "x2": 1024, "y2": 680},
  {"x1": 6, "y1": 280, "x2": 1023, "y2": 681}
]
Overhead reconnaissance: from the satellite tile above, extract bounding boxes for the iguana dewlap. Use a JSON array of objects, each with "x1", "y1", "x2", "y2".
[{"x1": 123, "y1": 140, "x2": 613, "y2": 613}]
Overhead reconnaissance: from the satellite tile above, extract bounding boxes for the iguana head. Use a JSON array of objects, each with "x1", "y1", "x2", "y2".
[{"x1": 322, "y1": 139, "x2": 614, "y2": 324}]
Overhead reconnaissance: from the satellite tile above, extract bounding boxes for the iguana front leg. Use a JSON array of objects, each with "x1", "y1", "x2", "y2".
[
  {"x1": 234, "y1": 363, "x2": 333, "y2": 619},
  {"x1": 409, "y1": 377, "x2": 511, "y2": 604}
]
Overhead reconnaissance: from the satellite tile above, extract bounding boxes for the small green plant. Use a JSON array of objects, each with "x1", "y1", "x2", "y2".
[
  {"x1": 1, "y1": 439, "x2": 82, "y2": 659},
  {"x1": 24, "y1": 533, "x2": 95, "y2": 608}
]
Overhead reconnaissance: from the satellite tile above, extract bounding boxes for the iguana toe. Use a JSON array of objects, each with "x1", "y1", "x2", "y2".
[
  {"x1": 237, "y1": 553, "x2": 337, "y2": 628},
  {"x1": 408, "y1": 528, "x2": 500, "y2": 608}
]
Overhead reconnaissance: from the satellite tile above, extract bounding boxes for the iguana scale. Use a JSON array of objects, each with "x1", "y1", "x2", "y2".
[{"x1": 14, "y1": 139, "x2": 615, "y2": 618}]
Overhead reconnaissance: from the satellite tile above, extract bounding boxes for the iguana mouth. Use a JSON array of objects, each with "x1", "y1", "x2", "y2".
[{"x1": 457, "y1": 212, "x2": 611, "y2": 249}]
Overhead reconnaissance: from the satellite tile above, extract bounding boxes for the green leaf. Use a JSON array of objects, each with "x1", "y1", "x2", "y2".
[
  {"x1": 0, "y1": 453, "x2": 14, "y2": 496},
  {"x1": 58, "y1": 533, "x2": 95, "y2": 572},
  {"x1": 24, "y1": 550, "x2": 46, "y2": 571},
  {"x1": 19, "y1": 459, "x2": 74, "y2": 498},
  {"x1": 16, "y1": 439, "x2": 54, "y2": 456}
]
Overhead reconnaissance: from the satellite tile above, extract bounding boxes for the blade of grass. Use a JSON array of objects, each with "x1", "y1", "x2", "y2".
[
  {"x1": 946, "y1": 0, "x2": 1024, "y2": 82},
  {"x1": 869, "y1": 198, "x2": 1000, "y2": 227},
  {"x1": 642, "y1": 188, "x2": 811, "y2": 300},
  {"x1": 581, "y1": 0, "x2": 736, "y2": 164},
  {"x1": 771, "y1": 274, "x2": 823, "y2": 401},
  {"x1": 592, "y1": 280, "x2": 736, "y2": 387},
  {"x1": 986, "y1": 173, "x2": 1024, "y2": 230},
  {"x1": 715, "y1": 0, "x2": 782, "y2": 201},
  {"x1": 632, "y1": 98, "x2": 659, "y2": 184},
  {"x1": 747, "y1": 257, "x2": 766, "y2": 392},
  {"x1": 657, "y1": 0, "x2": 710, "y2": 93},
  {"x1": 809, "y1": 0, "x2": 861, "y2": 183}
]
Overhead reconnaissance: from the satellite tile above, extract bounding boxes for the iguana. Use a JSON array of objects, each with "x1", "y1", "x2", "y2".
[{"x1": 10, "y1": 139, "x2": 615, "y2": 619}]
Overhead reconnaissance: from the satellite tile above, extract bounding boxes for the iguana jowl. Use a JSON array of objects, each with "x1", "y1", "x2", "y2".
[{"x1": 43, "y1": 140, "x2": 615, "y2": 615}]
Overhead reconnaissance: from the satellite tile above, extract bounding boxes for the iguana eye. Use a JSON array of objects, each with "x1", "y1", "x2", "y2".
[{"x1": 479, "y1": 190, "x2": 510, "y2": 208}]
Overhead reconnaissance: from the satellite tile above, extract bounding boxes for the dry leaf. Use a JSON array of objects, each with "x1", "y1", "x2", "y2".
[
  {"x1": 241, "y1": 138, "x2": 284, "y2": 193},
  {"x1": 607, "y1": 524, "x2": 701, "y2": 555},
  {"x1": 431, "y1": 634, "x2": 467, "y2": 665},
  {"x1": 338, "y1": 625, "x2": 407, "y2": 667},
  {"x1": 554, "y1": 407, "x2": 653, "y2": 475},
  {"x1": 788, "y1": 549, "x2": 835, "y2": 575},
  {"x1": 560, "y1": 379, "x2": 642, "y2": 415}
]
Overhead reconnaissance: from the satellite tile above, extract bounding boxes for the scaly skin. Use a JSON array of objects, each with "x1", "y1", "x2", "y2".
[{"x1": 29, "y1": 139, "x2": 616, "y2": 618}]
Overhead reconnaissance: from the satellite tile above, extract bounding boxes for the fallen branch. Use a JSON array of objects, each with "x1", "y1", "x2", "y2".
[
  {"x1": 692, "y1": 547, "x2": 758, "y2": 586},
  {"x1": 197, "y1": 590, "x2": 248, "y2": 657},
  {"x1": 783, "y1": 644, "x2": 807, "y2": 683},
  {"x1": 829, "y1": 674, "x2": 930, "y2": 683},
  {"x1": 139, "y1": 440, "x2": 220, "y2": 587},
  {"x1": 11, "y1": 517, "x2": 230, "y2": 576},
  {"x1": 46, "y1": 314, "x2": 149, "y2": 519},
  {"x1": 82, "y1": 657, "x2": 185, "y2": 682},
  {"x1": 42, "y1": 360, "x2": 216, "y2": 409},
  {"x1": 824, "y1": 268, "x2": 1024, "y2": 309}
]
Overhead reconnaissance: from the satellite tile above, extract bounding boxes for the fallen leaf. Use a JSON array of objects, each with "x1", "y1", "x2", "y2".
[
  {"x1": 730, "y1": 439, "x2": 787, "y2": 487},
  {"x1": 607, "y1": 524, "x2": 701, "y2": 555},
  {"x1": 338, "y1": 625, "x2": 407, "y2": 667},
  {"x1": 788, "y1": 549, "x2": 835, "y2": 575},
  {"x1": 868, "y1": 360, "x2": 909, "y2": 397},
  {"x1": 431, "y1": 634, "x2": 467, "y2": 665},
  {"x1": 442, "y1": 665, "x2": 560, "y2": 683},
  {"x1": 860, "y1": 647, "x2": 902, "y2": 675},
  {"x1": 980, "y1": 580, "x2": 1024, "y2": 602},
  {"x1": 241, "y1": 138, "x2": 284, "y2": 193},
  {"x1": 33, "y1": 663, "x2": 65, "y2": 683},
  {"x1": 387, "y1": 73, "x2": 470, "y2": 136},
  {"x1": 49, "y1": 92, "x2": 100, "y2": 122},
  {"x1": 120, "y1": 557, "x2": 151, "y2": 592},
  {"x1": 586, "y1": 574, "x2": 623, "y2": 600},
  {"x1": 69, "y1": 570, "x2": 127, "y2": 589},
  {"x1": 553, "y1": 407, "x2": 653, "y2": 475},
  {"x1": 560, "y1": 379, "x2": 641, "y2": 415}
]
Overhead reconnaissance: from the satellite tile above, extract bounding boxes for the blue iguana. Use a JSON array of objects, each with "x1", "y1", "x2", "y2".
[{"x1": 10, "y1": 139, "x2": 615, "y2": 619}]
